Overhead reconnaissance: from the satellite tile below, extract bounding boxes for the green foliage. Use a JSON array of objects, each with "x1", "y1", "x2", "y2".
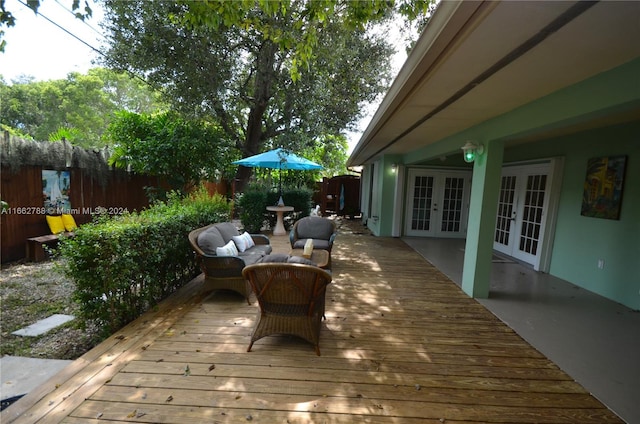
[
  {"x1": 237, "y1": 184, "x2": 312, "y2": 233},
  {"x1": 48, "y1": 127, "x2": 83, "y2": 144},
  {"x1": 267, "y1": 187, "x2": 313, "y2": 230},
  {"x1": 0, "y1": 123, "x2": 32, "y2": 139},
  {"x1": 0, "y1": 68, "x2": 165, "y2": 148},
  {"x1": 106, "y1": 110, "x2": 239, "y2": 193},
  {"x1": 180, "y1": 0, "x2": 435, "y2": 81},
  {"x1": 57, "y1": 188, "x2": 232, "y2": 336},
  {"x1": 235, "y1": 185, "x2": 268, "y2": 233},
  {"x1": 101, "y1": 0, "x2": 425, "y2": 188}
]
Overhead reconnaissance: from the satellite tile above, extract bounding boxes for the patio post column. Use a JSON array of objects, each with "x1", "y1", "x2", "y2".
[{"x1": 461, "y1": 139, "x2": 504, "y2": 298}]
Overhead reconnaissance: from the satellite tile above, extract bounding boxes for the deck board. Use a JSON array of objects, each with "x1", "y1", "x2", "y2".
[{"x1": 2, "y1": 220, "x2": 624, "y2": 423}]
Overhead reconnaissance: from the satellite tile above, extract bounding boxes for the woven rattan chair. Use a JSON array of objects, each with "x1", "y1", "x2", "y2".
[
  {"x1": 188, "y1": 224, "x2": 271, "y2": 304},
  {"x1": 289, "y1": 216, "x2": 337, "y2": 253},
  {"x1": 242, "y1": 262, "x2": 333, "y2": 356}
]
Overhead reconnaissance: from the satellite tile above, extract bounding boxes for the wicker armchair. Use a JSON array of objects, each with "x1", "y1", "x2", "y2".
[
  {"x1": 289, "y1": 216, "x2": 337, "y2": 252},
  {"x1": 242, "y1": 262, "x2": 333, "y2": 356},
  {"x1": 188, "y1": 224, "x2": 271, "y2": 304}
]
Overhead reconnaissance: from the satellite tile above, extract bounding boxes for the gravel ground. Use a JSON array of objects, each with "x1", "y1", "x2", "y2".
[{"x1": 0, "y1": 260, "x2": 102, "y2": 360}]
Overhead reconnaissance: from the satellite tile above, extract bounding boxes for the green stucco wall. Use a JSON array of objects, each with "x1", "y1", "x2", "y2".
[
  {"x1": 505, "y1": 121, "x2": 640, "y2": 310},
  {"x1": 366, "y1": 59, "x2": 639, "y2": 309},
  {"x1": 365, "y1": 156, "x2": 401, "y2": 237}
]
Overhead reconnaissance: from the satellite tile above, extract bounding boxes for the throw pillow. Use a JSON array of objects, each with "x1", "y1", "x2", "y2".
[
  {"x1": 232, "y1": 234, "x2": 249, "y2": 252},
  {"x1": 61, "y1": 214, "x2": 78, "y2": 231},
  {"x1": 216, "y1": 240, "x2": 239, "y2": 257},
  {"x1": 242, "y1": 231, "x2": 255, "y2": 249},
  {"x1": 215, "y1": 222, "x2": 240, "y2": 242},
  {"x1": 197, "y1": 227, "x2": 225, "y2": 255},
  {"x1": 46, "y1": 215, "x2": 65, "y2": 234}
]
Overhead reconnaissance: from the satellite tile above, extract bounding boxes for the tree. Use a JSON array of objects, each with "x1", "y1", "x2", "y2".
[
  {"x1": 180, "y1": 1, "x2": 433, "y2": 80},
  {"x1": 0, "y1": 68, "x2": 165, "y2": 147},
  {"x1": 100, "y1": 1, "x2": 434, "y2": 190},
  {"x1": 106, "y1": 110, "x2": 237, "y2": 194}
]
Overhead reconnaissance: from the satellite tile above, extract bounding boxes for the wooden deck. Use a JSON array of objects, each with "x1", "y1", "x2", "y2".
[{"x1": 3, "y1": 220, "x2": 623, "y2": 423}]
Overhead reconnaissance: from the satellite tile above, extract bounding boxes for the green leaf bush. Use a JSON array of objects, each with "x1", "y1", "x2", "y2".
[
  {"x1": 57, "y1": 189, "x2": 232, "y2": 336},
  {"x1": 237, "y1": 184, "x2": 312, "y2": 233},
  {"x1": 236, "y1": 186, "x2": 268, "y2": 233}
]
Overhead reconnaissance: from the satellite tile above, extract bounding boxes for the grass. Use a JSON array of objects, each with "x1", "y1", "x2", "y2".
[{"x1": 0, "y1": 260, "x2": 103, "y2": 360}]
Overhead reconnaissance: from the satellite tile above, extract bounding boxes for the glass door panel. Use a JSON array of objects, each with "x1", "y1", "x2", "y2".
[
  {"x1": 493, "y1": 164, "x2": 550, "y2": 266},
  {"x1": 405, "y1": 170, "x2": 470, "y2": 238},
  {"x1": 410, "y1": 175, "x2": 434, "y2": 233},
  {"x1": 439, "y1": 177, "x2": 465, "y2": 234}
]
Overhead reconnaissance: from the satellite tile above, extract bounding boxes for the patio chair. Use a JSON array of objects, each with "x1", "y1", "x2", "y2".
[
  {"x1": 188, "y1": 223, "x2": 272, "y2": 304},
  {"x1": 289, "y1": 216, "x2": 337, "y2": 253},
  {"x1": 242, "y1": 262, "x2": 333, "y2": 356}
]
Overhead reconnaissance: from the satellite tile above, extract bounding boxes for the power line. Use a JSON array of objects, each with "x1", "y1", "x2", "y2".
[
  {"x1": 53, "y1": 0, "x2": 104, "y2": 40},
  {"x1": 16, "y1": 0, "x2": 102, "y2": 56},
  {"x1": 14, "y1": 0, "x2": 162, "y2": 94}
]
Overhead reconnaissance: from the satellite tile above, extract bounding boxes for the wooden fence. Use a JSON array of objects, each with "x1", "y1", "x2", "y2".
[
  {"x1": 1, "y1": 165, "x2": 229, "y2": 264},
  {"x1": 1, "y1": 165, "x2": 157, "y2": 263},
  {"x1": 1, "y1": 133, "x2": 232, "y2": 264}
]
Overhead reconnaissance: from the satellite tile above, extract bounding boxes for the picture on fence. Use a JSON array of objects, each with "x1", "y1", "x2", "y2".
[{"x1": 42, "y1": 170, "x2": 71, "y2": 212}]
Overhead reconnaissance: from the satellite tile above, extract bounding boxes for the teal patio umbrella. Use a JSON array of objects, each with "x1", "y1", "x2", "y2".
[{"x1": 233, "y1": 148, "x2": 323, "y2": 194}]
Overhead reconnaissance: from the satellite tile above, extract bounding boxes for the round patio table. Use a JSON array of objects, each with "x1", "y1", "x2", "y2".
[{"x1": 266, "y1": 205, "x2": 294, "y2": 236}]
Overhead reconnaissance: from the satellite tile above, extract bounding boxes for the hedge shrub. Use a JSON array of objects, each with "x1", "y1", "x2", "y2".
[
  {"x1": 237, "y1": 184, "x2": 313, "y2": 233},
  {"x1": 57, "y1": 189, "x2": 232, "y2": 336},
  {"x1": 235, "y1": 186, "x2": 268, "y2": 233}
]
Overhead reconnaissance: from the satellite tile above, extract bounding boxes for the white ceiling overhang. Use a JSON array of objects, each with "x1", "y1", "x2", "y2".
[{"x1": 347, "y1": 0, "x2": 640, "y2": 167}]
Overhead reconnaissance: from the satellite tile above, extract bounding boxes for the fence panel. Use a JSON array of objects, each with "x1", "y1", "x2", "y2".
[{"x1": 1, "y1": 165, "x2": 155, "y2": 263}]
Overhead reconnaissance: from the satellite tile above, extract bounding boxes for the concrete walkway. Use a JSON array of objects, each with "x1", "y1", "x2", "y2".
[
  {"x1": 2, "y1": 314, "x2": 76, "y2": 408},
  {"x1": 1, "y1": 356, "x2": 72, "y2": 403}
]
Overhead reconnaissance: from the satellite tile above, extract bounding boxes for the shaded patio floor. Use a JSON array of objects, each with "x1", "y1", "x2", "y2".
[
  {"x1": 403, "y1": 236, "x2": 640, "y2": 424},
  {"x1": 2, "y1": 220, "x2": 624, "y2": 423}
]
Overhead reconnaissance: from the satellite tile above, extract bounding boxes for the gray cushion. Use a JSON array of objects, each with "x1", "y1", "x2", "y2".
[
  {"x1": 287, "y1": 256, "x2": 317, "y2": 266},
  {"x1": 197, "y1": 227, "x2": 226, "y2": 255},
  {"x1": 257, "y1": 253, "x2": 317, "y2": 267},
  {"x1": 215, "y1": 222, "x2": 240, "y2": 243},
  {"x1": 297, "y1": 217, "x2": 334, "y2": 240},
  {"x1": 238, "y1": 244, "x2": 273, "y2": 265},
  {"x1": 257, "y1": 253, "x2": 290, "y2": 263},
  {"x1": 293, "y1": 239, "x2": 331, "y2": 250},
  {"x1": 258, "y1": 244, "x2": 273, "y2": 255},
  {"x1": 240, "y1": 251, "x2": 267, "y2": 265}
]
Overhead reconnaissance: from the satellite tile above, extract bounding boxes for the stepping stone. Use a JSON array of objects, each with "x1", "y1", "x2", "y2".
[{"x1": 11, "y1": 314, "x2": 75, "y2": 337}]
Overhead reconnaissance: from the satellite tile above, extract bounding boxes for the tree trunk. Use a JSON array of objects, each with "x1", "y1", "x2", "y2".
[
  {"x1": 235, "y1": 40, "x2": 278, "y2": 192},
  {"x1": 234, "y1": 166, "x2": 254, "y2": 193}
]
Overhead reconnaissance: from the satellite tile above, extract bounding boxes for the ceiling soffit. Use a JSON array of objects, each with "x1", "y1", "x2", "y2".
[{"x1": 349, "y1": 0, "x2": 640, "y2": 166}]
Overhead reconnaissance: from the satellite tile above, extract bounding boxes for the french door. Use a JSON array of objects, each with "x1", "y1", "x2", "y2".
[
  {"x1": 405, "y1": 169, "x2": 471, "y2": 238},
  {"x1": 494, "y1": 163, "x2": 551, "y2": 266}
]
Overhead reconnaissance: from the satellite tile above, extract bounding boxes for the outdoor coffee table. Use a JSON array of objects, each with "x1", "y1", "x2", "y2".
[{"x1": 289, "y1": 249, "x2": 330, "y2": 269}]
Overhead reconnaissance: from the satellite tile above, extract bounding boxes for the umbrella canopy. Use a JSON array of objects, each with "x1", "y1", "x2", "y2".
[{"x1": 233, "y1": 148, "x2": 323, "y2": 171}]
